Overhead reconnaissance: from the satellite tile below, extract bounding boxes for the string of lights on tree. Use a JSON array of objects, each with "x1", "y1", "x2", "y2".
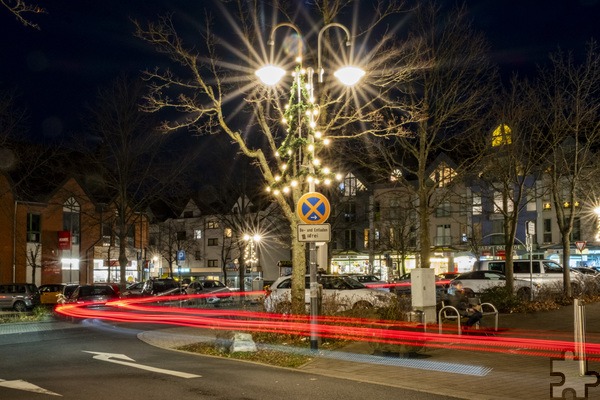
[{"x1": 265, "y1": 66, "x2": 343, "y2": 196}]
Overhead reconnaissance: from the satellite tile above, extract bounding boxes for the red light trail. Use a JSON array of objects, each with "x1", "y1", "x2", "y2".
[{"x1": 55, "y1": 291, "x2": 600, "y2": 361}]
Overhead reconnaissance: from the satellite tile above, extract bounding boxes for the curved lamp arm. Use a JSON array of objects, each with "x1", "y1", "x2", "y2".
[{"x1": 317, "y1": 23, "x2": 351, "y2": 83}]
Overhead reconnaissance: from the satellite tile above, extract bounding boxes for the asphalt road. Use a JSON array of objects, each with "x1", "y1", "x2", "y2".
[{"x1": 0, "y1": 320, "x2": 461, "y2": 400}]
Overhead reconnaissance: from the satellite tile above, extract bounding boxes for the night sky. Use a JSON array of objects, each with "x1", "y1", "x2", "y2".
[{"x1": 1, "y1": 0, "x2": 599, "y2": 142}]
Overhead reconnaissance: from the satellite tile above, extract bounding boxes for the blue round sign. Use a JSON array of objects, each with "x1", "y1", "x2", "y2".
[{"x1": 296, "y1": 192, "x2": 331, "y2": 224}]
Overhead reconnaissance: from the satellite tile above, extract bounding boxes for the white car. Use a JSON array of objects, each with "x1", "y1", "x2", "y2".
[
  {"x1": 347, "y1": 274, "x2": 391, "y2": 292},
  {"x1": 264, "y1": 274, "x2": 395, "y2": 313},
  {"x1": 448, "y1": 270, "x2": 539, "y2": 299}
]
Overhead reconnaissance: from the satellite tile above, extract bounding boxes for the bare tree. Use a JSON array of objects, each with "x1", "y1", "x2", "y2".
[
  {"x1": 469, "y1": 78, "x2": 548, "y2": 292},
  {"x1": 78, "y1": 76, "x2": 195, "y2": 288},
  {"x1": 25, "y1": 242, "x2": 41, "y2": 284},
  {"x1": 1, "y1": 0, "x2": 45, "y2": 29},
  {"x1": 150, "y1": 219, "x2": 200, "y2": 278},
  {"x1": 346, "y1": 2, "x2": 497, "y2": 270},
  {"x1": 529, "y1": 41, "x2": 600, "y2": 297},
  {"x1": 133, "y1": 1, "x2": 408, "y2": 312}
]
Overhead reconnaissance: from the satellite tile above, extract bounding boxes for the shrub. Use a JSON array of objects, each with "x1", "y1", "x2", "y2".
[{"x1": 479, "y1": 286, "x2": 523, "y2": 313}]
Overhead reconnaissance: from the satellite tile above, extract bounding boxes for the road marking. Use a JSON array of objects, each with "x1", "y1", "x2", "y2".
[
  {"x1": 83, "y1": 351, "x2": 201, "y2": 378},
  {"x1": 0, "y1": 379, "x2": 61, "y2": 396}
]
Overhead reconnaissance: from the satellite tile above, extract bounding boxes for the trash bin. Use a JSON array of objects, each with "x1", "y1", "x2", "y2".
[{"x1": 252, "y1": 277, "x2": 264, "y2": 291}]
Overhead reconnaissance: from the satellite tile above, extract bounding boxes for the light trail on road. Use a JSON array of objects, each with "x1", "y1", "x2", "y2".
[{"x1": 54, "y1": 292, "x2": 600, "y2": 362}]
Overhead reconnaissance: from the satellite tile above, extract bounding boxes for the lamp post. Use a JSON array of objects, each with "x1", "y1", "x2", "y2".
[
  {"x1": 243, "y1": 233, "x2": 261, "y2": 273},
  {"x1": 256, "y1": 22, "x2": 364, "y2": 351}
]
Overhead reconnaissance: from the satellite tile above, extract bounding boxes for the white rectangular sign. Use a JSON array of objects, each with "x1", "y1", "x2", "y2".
[{"x1": 297, "y1": 224, "x2": 331, "y2": 242}]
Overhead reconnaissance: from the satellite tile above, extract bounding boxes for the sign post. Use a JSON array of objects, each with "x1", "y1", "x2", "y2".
[
  {"x1": 297, "y1": 192, "x2": 331, "y2": 351},
  {"x1": 526, "y1": 221, "x2": 535, "y2": 301}
]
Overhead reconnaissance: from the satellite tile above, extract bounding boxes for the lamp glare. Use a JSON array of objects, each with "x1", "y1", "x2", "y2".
[
  {"x1": 334, "y1": 66, "x2": 365, "y2": 86},
  {"x1": 256, "y1": 65, "x2": 286, "y2": 86}
]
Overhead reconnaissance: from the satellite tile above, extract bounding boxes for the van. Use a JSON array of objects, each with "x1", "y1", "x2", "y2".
[
  {"x1": 473, "y1": 260, "x2": 581, "y2": 290},
  {"x1": 0, "y1": 283, "x2": 41, "y2": 311}
]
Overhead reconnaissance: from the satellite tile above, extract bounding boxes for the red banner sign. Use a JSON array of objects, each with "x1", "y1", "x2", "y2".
[{"x1": 58, "y1": 231, "x2": 71, "y2": 250}]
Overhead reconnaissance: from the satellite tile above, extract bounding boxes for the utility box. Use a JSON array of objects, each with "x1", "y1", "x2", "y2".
[
  {"x1": 411, "y1": 268, "x2": 437, "y2": 324},
  {"x1": 252, "y1": 277, "x2": 264, "y2": 291}
]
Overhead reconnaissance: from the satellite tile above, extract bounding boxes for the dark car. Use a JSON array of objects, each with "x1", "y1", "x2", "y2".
[
  {"x1": 121, "y1": 281, "x2": 145, "y2": 297},
  {"x1": 67, "y1": 284, "x2": 120, "y2": 304},
  {"x1": 185, "y1": 279, "x2": 232, "y2": 303},
  {"x1": 141, "y1": 278, "x2": 180, "y2": 295}
]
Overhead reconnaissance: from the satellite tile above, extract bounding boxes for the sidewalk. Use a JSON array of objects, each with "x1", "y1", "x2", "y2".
[{"x1": 139, "y1": 302, "x2": 600, "y2": 400}]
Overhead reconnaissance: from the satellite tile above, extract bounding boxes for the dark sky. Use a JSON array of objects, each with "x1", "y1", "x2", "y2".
[{"x1": 1, "y1": 0, "x2": 599, "y2": 142}]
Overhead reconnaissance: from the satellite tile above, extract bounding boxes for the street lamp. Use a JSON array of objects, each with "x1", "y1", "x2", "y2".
[
  {"x1": 243, "y1": 233, "x2": 261, "y2": 271},
  {"x1": 256, "y1": 22, "x2": 363, "y2": 351}
]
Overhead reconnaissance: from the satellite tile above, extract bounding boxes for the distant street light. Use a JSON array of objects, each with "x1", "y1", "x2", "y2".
[{"x1": 243, "y1": 233, "x2": 261, "y2": 271}]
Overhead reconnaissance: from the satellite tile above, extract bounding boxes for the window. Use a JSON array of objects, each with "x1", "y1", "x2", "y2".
[
  {"x1": 206, "y1": 221, "x2": 219, "y2": 229},
  {"x1": 194, "y1": 251, "x2": 201, "y2": 260},
  {"x1": 207, "y1": 259, "x2": 218, "y2": 267},
  {"x1": 491, "y1": 124, "x2": 512, "y2": 147},
  {"x1": 435, "y1": 224, "x2": 451, "y2": 246},
  {"x1": 102, "y1": 222, "x2": 113, "y2": 246},
  {"x1": 343, "y1": 230, "x2": 356, "y2": 250},
  {"x1": 472, "y1": 194, "x2": 482, "y2": 215},
  {"x1": 194, "y1": 229, "x2": 202, "y2": 240},
  {"x1": 338, "y1": 173, "x2": 365, "y2": 197},
  {"x1": 435, "y1": 201, "x2": 451, "y2": 217},
  {"x1": 429, "y1": 163, "x2": 456, "y2": 187},
  {"x1": 63, "y1": 198, "x2": 80, "y2": 245},
  {"x1": 177, "y1": 231, "x2": 187, "y2": 241},
  {"x1": 491, "y1": 220, "x2": 504, "y2": 245},
  {"x1": 526, "y1": 194, "x2": 537, "y2": 211},
  {"x1": 344, "y1": 202, "x2": 356, "y2": 222},
  {"x1": 543, "y1": 219, "x2": 552, "y2": 243},
  {"x1": 183, "y1": 210, "x2": 193, "y2": 218},
  {"x1": 224, "y1": 228, "x2": 233, "y2": 238},
  {"x1": 389, "y1": 198, "x2": 400, "y2": 219},
  {"x1": 208, "y1": 238, "x2": 218, "y2": 246},
  {"x1": 26, "y1": 213, "x2": 41, "y2": 243},
  {"x1": 493, "y1": 191, "x2": 513, "y2": 214}
]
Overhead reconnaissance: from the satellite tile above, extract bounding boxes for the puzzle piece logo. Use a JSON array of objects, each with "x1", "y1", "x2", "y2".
[{"x1": 551, "y1": 351, "x2": 600, "y2": 399}]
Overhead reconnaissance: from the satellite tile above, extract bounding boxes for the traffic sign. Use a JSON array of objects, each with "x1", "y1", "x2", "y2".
[
  {"x1": 177, "y1": 250, "x2": 186, "y2": 261},
  {"x1": 575, "y1": 241, "x2": 587, "y2": 252},
  {"x1": 296, "y1": 192, "x2": 331, "y2": 224},
  {"x1": 297, "y1": 224, "x2": 331, "y2": 242}
]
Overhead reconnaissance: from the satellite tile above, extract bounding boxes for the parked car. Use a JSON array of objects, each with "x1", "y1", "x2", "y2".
[
  {"x1": 473, "y1": 259, "x2": 583, "y2": 292},
  {"x1": 264, "y1": 274, "x2": 394, "y2": 313},
  {"x1": 39, "y1": 284, "x2": 72, "y2": 305},
  {"x1": 347, "y1": 274, "x2": 390, "y2": 292},
  {"x1": 0, "y1": 283, "x2": 40, "y2": 311},
  {"x1": 185, "y1": 279, "x2": 232, "y2": 303},
  {"x1": 570, "y1": 266, "x2": 599, "y2": 276},
  {"x1": 141, "y1": 278, "x2": 180, "y2": 295},
  {"x1": 121, "y1": 281, "x2": 145, "y2": 297},
  {"x1": 66, "y1": 284, "x2": 120, "y2": 305},
  {"x1": 447, "y1": 270, "x2": 539, "y2": 299}
]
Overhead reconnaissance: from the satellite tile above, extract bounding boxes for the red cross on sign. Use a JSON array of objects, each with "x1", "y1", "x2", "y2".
[{"x1": 296, "y1": 192, "x2": 331, "y2": 224}]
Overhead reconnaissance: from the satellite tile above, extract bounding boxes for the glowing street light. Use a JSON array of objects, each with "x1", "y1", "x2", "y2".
[{"x1": 255, "y1": 65, "x2": 286, "y2": 86}]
